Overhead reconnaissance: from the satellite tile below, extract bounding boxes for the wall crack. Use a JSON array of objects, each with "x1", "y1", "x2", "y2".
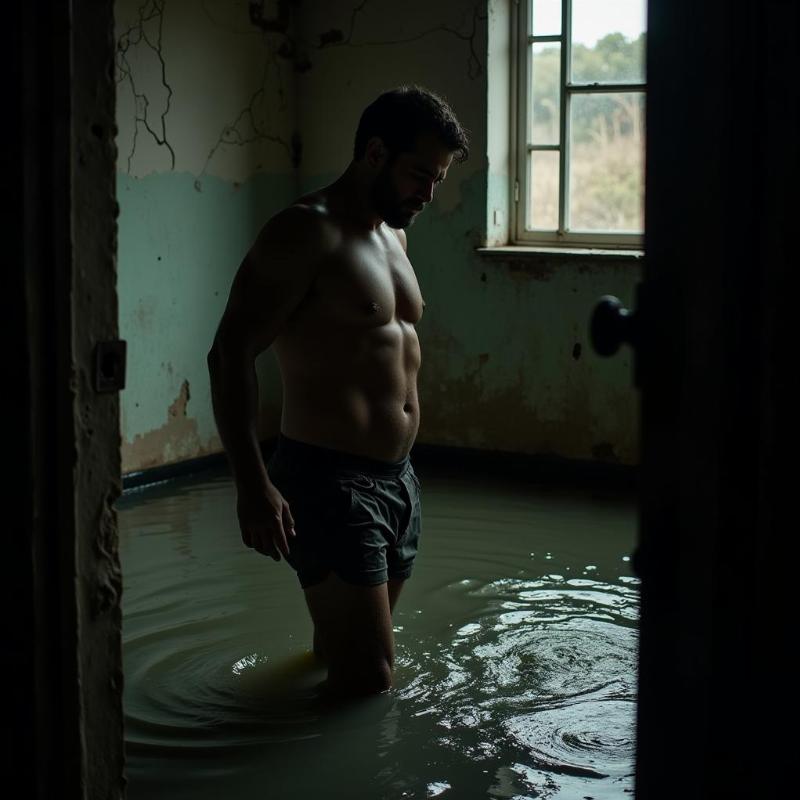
[{"x1": 116, "y1": 0, "x2": 176, "y2": 172}]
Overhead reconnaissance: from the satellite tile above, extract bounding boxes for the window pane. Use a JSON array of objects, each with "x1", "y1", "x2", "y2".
[
  {"x1": 531, "y1": 43, "x2": 560, "y2": 145},
  {"x1": 532, "y1": 0, "x2": 561, "y2": 37},
  {"x1": 567, "y1": 92, "x2": 644, "y2": 232},
  {"x1": 570, "y1": 0, "x2": 646, "y2": 84},
  {"x1": 528, "y1": 150, "x2": 560, "y2": 230}
]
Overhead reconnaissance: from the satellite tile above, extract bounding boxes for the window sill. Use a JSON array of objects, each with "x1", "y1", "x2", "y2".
[{"x1": 476, "y1": 245, "x2": 644, "y2": 261}]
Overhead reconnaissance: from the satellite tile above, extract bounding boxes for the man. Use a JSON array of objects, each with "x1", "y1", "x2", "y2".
[{"x1": 207, "y1": 85, "x2": 469, "y2": 698}]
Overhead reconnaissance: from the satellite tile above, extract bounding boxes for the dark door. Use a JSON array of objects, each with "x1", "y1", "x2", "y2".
[{"x1": 632, "y1": 1, "x2": 794, "y2": 797}]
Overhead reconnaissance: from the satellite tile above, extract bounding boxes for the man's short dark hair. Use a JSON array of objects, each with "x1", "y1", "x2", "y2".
[{"x1": 353, "y1": 85, "x2": 469, "y2": 164}]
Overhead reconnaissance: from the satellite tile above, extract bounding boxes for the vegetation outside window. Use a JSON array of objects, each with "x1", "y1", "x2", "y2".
[{"x1": 514, "y1": 0, "x2": 647, "y2": 248}]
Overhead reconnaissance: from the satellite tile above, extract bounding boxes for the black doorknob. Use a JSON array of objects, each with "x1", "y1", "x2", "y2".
[{"x1": 591, "y1": 295, "x2": 636, "y2": 357}]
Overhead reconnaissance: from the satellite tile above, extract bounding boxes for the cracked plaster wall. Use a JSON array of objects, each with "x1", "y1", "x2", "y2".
[
  {"x1": 116, "y1": 0, "x2": 297, "y2": 472},
  {"x1": 117, "y1": 0, "x2": 640, "y2": 473}
]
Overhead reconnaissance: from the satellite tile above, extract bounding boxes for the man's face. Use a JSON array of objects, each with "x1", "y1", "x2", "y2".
[{"x1": 371, "y1": 132, "x2": 454, "y2": 229}]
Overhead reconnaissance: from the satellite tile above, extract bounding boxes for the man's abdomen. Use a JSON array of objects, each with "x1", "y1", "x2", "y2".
[
  {"x1": 280, "y1": 381, "x2": 419, "y2": 463},
  {"x1": 273, "y1": 318, "x2": 421, "y2": 463}
]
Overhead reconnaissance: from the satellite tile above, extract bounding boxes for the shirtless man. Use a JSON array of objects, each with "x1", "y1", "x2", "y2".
[{"x1": 207, "y1": 86, "x2": 468, "y2": 698}]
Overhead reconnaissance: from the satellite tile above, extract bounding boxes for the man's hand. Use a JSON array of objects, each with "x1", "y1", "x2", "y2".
[{"x1": 236, "y1": 482, "x2": 296, "y2": 561}]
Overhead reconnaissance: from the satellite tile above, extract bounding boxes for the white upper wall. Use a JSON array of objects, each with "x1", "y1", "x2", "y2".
[
  {"x1": 293, "y1": 0, "x2": 489, "y2": 212},
  {"x1": 115, "y1": 0, "x2": 296, "y2": 182}
]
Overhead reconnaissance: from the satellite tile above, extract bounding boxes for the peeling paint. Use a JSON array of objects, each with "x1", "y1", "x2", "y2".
[
  {"x1": 122, "y1": 379, "x2": 222, "y2": 470},
  {"x1": 169, "y1": 378, "x2": 191, "y2": 418},
  {"x1": 406, "y1": 171, "x2": 640, "y2": 465},
  {"x1": 118, "y1": 169, "x2": 294, "y2": 475},
  {"x1": 420, "y1": 366, "x2": 636, "y2": 464}
]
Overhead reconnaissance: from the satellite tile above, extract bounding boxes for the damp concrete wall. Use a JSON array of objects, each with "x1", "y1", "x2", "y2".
[
  {"x1": 117, "y1": 0, "x2": 641, "y2": 473},
  {"x1": 116, "y1": 0, "x2": 297, "y2": 473}
]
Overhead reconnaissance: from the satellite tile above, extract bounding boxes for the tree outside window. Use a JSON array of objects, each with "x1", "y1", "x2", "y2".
[{"x1": 516, "y1": 0, "x2": 646, "y2": 247}]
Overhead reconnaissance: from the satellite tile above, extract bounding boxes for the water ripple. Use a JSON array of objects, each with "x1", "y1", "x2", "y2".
[
  {"x1": 394, "y1": 574, "x2": 638, "y2": 784},
  {"x1": 120, "y1": 473, "x2": 638, "y2": 798}
]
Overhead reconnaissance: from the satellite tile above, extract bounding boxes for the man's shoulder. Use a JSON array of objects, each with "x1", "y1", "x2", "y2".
[
  {"x1": 268, "y1": 199, "x2": 330, "y2": 233},
  {"x1": 259, "y1": 200, "x2": 341, "y2": 257}
]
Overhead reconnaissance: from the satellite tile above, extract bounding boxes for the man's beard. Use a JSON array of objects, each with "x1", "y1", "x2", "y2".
[{"x1": 371, "y1": 165, "x2": 416, "y2": 229}]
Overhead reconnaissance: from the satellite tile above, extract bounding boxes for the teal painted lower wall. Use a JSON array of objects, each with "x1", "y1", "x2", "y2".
[
  {"x1": 405, "y1": 171, "x2": 641, "y2": 464},
  {"x1": 118, "y1": 170, "x2": 294, "y2": 473}
]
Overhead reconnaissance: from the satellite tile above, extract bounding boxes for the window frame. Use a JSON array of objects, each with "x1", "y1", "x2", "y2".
[{"x1": 511, "y1": 0, "x2": 646, "y2": 249}]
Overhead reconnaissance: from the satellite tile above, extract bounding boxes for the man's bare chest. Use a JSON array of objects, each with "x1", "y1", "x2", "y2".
[{"x1": 308, "y1": 240, "x2": 425, "y2": 327}]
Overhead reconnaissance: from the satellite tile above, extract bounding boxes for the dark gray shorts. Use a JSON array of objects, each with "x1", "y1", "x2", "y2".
[{"x1": 265, "y1": 434, "x2": 422, "y2": 589}]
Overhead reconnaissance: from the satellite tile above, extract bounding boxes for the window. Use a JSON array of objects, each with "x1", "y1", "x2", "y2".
[{"x1": 513, "y1": 0, "x2": 646, "y2": 248}]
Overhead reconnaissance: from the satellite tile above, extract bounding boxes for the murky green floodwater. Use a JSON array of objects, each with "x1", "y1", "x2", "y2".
[{"x1": 118, "y1": 464, "x2": 638, "y2": 800}]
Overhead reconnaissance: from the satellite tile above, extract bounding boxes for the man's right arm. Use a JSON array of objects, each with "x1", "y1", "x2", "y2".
[{"x1": 207, "y1": 205, "x2": 329, "y2": 495}]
